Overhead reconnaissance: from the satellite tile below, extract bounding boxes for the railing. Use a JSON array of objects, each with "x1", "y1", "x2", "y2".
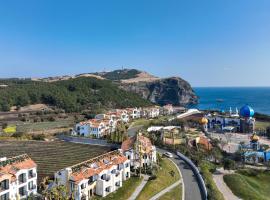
[{"x1": 176, "y1": 151, "x2": 208, "y2": 200}]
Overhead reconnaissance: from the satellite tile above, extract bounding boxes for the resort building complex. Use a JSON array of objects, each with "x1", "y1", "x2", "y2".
[
  {"x1": 54, "y1": 150, "x2": 130, "y2": 200},
  {"x1": 205, "y1": 105, "x2": 256, "y2": 133},
  {"x1": 121, "y1": 133, "x2": 157, "y2": 169},
  {"x1": 0, "y1": 154, "x2": 37, "y2": 200},
  {"x1": 73, "y1": 105, "x2": 178, "y2": 138}
]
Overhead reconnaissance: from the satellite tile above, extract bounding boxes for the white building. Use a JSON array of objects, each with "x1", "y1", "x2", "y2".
[
  {"x1": 121, "y1": 134, "x2": 157, "y2": 169},
  {"x1": 74, "y1": 119, "x2": 115, "y2": 138},
  {"x1": 141, "y1": 107, "x2": 160, "y2": 119},
  {"x1": 127, "y1": 108, "x2": 141, "y2": 119},
  {"x1": 0, "y1": 154, "x2": 37, "y2": 200},
  {"x1": 54, "y1": 150, "x2": 130, "y2": 200}
]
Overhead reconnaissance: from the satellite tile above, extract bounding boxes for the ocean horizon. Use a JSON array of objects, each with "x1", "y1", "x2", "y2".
[{"x1": 193, "y1": 87, "x2": 270, "y2": 115}]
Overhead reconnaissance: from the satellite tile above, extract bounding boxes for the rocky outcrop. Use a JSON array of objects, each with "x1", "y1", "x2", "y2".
[{"x1": 120, "y1": 76, "x2": 198, "y2": 106}]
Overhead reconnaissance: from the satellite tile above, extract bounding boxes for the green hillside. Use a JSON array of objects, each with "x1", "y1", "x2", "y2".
[
  {"x1": 0, "y1": 77, "x2": 151, "y2": 112},
  {"x1": 97, "y1": 69, "x2": 140, "y2": 80}
]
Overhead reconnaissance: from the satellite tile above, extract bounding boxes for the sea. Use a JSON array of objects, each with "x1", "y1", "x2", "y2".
[{"x1": 192, "y1": 87, "x2": 270, "y2": 115}]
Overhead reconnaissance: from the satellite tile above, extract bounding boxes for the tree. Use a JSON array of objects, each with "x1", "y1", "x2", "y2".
[
  {"x1": 210, "y1": 147, "x2": 223, "y2": 164},
  {"x1": 223, "y1": 158, "x2": 236, "y2": 170}
]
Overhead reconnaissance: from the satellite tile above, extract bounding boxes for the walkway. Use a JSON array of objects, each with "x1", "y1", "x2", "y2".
[
  {"x1": 149, "y1": 180, "x2": 181, "y2": 200},
  {"x1": 128, "y1": 174, "x2": 149, "y2": 200},
  {"x1": 212, "y1": 169, "x2": 241, "y2": 200}
]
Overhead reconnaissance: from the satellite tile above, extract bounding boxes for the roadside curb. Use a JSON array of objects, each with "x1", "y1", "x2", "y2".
[{"x1": 168, "y1": 158, "x2": 185, "y2": 200}]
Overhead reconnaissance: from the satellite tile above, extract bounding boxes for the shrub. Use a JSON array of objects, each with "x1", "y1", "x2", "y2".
[
  {"x1": 32, "y1": 134, "x2": 46, "y2": 141},
  {"x1": 12, "y1": 132, "x2": 24, "y2": 138},
  {"x1": 223, "y1": 158, "x2": 236, "y2": 170}
]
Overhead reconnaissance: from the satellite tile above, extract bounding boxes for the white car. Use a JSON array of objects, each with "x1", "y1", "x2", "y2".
[{"x1": 163, "y1": 152, "x2": 173, "y2": 158}]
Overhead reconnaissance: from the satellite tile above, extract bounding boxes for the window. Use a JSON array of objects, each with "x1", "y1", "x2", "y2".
[
  {"x1": 0, "y1": 193, "x2": 9, "y2": 200},
  {"x1": 0, "y1": 179, "x2": 9, "y2": 191},
  {"x1": 18, "y1": 173, "x2": 27, "y2": 184},
  {"x1": 101, "y1": 174, "x2": 106, "y2": 180},
  {"x1": 70, "y1": 182, "x2": 75, "y2": 191},
  {"x1": 19, "y1": 186, "x2": 27, "y2": 197},
  {"x1": 125, "y1": 163, "x2": 129, "y2": 168},
  {"x1": 81, "y1": 183, "x2": 86, "y2": 190},
  {"x1": 115, "y1": 181, "x2": 120, "y2": 187},
  {"x1": 88, "y1": 176, "x2": 96, "y2": 185},
  {"x1": 127, "y1": 155, "x2": 130, "y2": 160},
  {"x1": 28, "y1": 169, "x2": 35, "y2": 179},
  {"x1": 28, "y1": 181, "x2": 35, "y2": 190},
  {"x1": 105, "y1": 187, "x2": 110, "y2": 192}
]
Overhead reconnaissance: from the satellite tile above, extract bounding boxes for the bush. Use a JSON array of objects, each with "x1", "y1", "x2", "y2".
[
  {"x1": 223, "y1": 158, "x2": 236, "y2": 170},
  {"x1": 32, "y1": 134, "x2": 46, "y2": 141},
  {"x1": 12, "y1": 132, "x2": 24, "y2": 138},
  {"x1": 148, "y1": 175, "x2": 157, "y2": 181}
]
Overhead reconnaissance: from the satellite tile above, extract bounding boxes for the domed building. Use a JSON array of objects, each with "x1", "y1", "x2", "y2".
[
  {"x1": 199, "y1": 117, "x2": 208, "y2": 125},
  {"x1": 199, "y1": 117, "x2": 208, "y2": 132},
  {"x1": 240, "y1": 105, "x2": 256, "y2": 133},
  {"x1": 240, "y1": 105, "x2": 255, "y2": 118}
]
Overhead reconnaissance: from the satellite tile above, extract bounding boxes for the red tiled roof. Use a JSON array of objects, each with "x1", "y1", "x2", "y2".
[
  {"x1": 69, "y1": 150, "x2": 127, "y2": 184},
  {"x1": 0, "y1": 154, "x2": 36, "y2": 182},
  {"x1": 121, "y1": 135, "x2": 153, "y2": 154}
]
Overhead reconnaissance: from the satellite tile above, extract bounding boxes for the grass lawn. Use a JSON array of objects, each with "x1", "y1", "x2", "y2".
[
  {"x1": 255, "y1": 121, "x2": 270, "y2": 130},
  {"x1": 0, "y1": 140, "x2": 110, "y2": 183},
  {"x1": 93, "y1": 176, "x2": 143, "y2": 200},
  {"x1": 136, "y1": 158, "x2": 180, "y2": 200},
  {"x1": 157, "y1": 185, "x2": 182, "y2": 200},
  {"x1": 16, "y1": 119, "x2": 74, "y2": 132},
  {"x1": 224, "y1": 169, "x2": 270, "y2": 200}
]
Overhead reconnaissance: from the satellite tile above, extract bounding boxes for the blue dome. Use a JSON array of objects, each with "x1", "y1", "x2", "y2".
[{"x1": 240, "y1": 105, "x2": 254, "y2": 118}]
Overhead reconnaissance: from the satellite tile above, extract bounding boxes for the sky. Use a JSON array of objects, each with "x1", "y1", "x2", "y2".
[{"x1": 0, "y1": 0, "x2": 269, "y2": 87}]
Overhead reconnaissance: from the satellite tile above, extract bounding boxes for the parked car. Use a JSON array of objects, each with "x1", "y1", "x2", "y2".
[{"x1": 163, "y1": 152, "x2": 173, "y2": 158}]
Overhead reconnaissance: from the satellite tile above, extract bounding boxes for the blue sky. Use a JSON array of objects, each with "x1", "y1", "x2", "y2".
[{"x1": 0, "y1": 0, "x2": 269, "y2": 86}]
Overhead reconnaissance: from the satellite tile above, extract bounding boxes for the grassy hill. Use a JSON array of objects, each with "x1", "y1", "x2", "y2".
[
  {"x1": 224, "y1": 169, "x2": 270, "y2": 200},
  {"x1": 0, "y1": 77, "x2": 151, "y2": 112}
]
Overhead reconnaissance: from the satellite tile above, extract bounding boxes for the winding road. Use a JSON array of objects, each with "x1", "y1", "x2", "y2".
[{"x1": 157, "y1": 148, "x2": 203, "y2": 200}]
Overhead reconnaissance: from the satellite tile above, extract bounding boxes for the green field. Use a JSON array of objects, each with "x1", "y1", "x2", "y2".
[
  {"x1": 16, "y1": 119, "x2": 74, "y2": 133},
  {"x1": 224, "y1": 169, "x2": 270, "y2": 200},
  {"x1": 0, "y1": 140, "x2": 110, "y2": 183},
  {"x1": 3, "y1": 125, "x2": 16, "y2": 134},
  {"x1": 136, "y1": 158, "x2": 181, "y2": 200}
]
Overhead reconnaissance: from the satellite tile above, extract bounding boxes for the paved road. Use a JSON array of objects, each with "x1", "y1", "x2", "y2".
[{"x1": 158, "y1": 148, "x2": 203, "y2": 200}]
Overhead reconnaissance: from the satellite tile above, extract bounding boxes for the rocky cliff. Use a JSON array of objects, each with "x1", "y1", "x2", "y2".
[{"x1": 119, "y1": 76, "x2": 198, "y2": 106}]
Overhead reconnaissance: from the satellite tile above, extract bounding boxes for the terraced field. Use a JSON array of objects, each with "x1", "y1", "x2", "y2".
[{"x1": 0, "y1": 140, "x2": 111, "y2": 183}]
